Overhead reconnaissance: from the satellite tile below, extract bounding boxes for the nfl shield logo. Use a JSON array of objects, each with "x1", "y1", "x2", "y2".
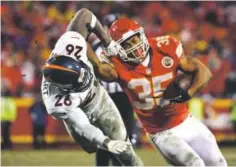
[{"x1": 146, "y1": 68, "x2": 151, "y2": 74}]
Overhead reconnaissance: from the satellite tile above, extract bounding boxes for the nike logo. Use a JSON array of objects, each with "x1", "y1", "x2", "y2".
[{"x1": 165, "y1": 95, "x2": 182, "y2": 101}]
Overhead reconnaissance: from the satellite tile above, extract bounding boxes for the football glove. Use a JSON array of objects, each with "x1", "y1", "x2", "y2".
[
  {"x1": 160, "y1": 87, "x2": 191, "y2": 107},
  {"x1": 103, "y1": 40, "x2": 124, "y2": 57},
  {"x1": 160, "y1": 90, "x2": 191, "y2": 107},
  {"x1": 166, "y1": 85, "x2": 191, "y2": 103},
  {"x1": 103, "y1": 138, "x2": 131, "y2": 154}
]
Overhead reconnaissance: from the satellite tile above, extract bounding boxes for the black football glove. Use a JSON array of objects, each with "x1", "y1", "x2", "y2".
[
  {"x1": 162, "y1": 82, "x2": 191, "y2": 104},
  {"x1": 168, "y1": 89, "x2": 191, "y2": 103}
]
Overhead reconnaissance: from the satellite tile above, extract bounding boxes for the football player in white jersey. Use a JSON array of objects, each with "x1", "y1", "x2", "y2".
[{"x1": 41, "y1": 11, "x2": 143, "y2": 166}]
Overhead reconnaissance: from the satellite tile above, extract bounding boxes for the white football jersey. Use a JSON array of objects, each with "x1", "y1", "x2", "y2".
[
  {"x1": 41, "y1": 31, "x2": 103, "y2": 119},
  {"x1": 49, "y1": 31, "x2": 88, "y2": 63},
  {"x1": 40, "y1": 32, "x2": 140, "y2": 153}
]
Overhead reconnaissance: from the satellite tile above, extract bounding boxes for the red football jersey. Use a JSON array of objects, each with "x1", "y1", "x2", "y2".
[{"x1": 111, "y1": 36, "x2": 189, "y2": 134}]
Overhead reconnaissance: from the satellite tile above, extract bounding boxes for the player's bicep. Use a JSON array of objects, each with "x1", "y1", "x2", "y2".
[
  {"x1": 66, "y1": 8, "x2": 93, "y2": 38},
  {"x1": 64, "y1": 107, "x2": 90, "y2": 127},
  {"x1": 66, "y1": 8, "x2": 111, "y2": 47},
  {"x1": 178, "y1": 55, "x2": 198, "y2": 74}
]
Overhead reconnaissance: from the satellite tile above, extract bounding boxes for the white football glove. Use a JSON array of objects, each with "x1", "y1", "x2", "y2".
[
  {"x1": 103, "y1": 40, "x2": 123, "y2": 57},
  {"x1": 103, "y1": 138, "x2": 131, "y2": 154}
]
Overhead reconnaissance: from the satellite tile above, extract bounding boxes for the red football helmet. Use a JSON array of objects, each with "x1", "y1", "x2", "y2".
[{"x1": 109, "y1": 18, "x2": 149, "y2": 64}]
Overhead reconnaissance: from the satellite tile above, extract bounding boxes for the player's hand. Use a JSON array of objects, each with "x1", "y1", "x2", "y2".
[
  {"x1": 159, "y1": 95, "x2": 184, "y2": 108},
  {"x1": 103, "y1": 40, "x2": 124, "y2": 57},
  {"x1": 107, "y1": 140, "x2": 131, "y2": 154},
  {"x1": 160, "y1": 91, "x2": 191, "y2": 108},
  {"x1": 160, "y1": 82, "x2": 191, "y2": 108},
  {"x1": 165, "y1": 88, "x2": 191, "y2": 104},
  {"x1": 103, "y1": 138, "x2": 131, "y2": 154}
]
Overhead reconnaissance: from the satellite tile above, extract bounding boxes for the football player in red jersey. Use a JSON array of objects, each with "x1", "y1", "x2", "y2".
[
  {"x1": 106, "y1": 18, "x2": 227, "y2": 166},
  {"x1": 69, "y1": 8, "x2": 227, "y2": 166}
]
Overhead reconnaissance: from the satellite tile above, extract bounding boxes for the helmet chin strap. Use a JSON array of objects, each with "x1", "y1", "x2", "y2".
[{"x1": 141, "y1": 52, "x2": 150, "y2": 67}]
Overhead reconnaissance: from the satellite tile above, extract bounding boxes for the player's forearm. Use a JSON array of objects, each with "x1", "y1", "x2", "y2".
[
  {"x1": 64, "y1": 109, "x2": 109, "y2": 147},
  {"x1": 67, "y1": 8, "x2": 111, "y2": 47},
  {"x1": 87, "y1": 44, "x2": 118, "y2": 81},
  {"x1": 188, "y1": 59, "x2": 212, "y2": 97},
  {"x1": 87, "y1": 42, "x2": 101, "y2": 68},
  {"x1": 72, "y1": 123, "x2": 108, "y2": 146}
]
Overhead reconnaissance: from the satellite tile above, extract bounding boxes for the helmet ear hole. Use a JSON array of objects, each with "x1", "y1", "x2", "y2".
[{"x1": 78, "y1": 68, "x2": 85, "y2": 83}]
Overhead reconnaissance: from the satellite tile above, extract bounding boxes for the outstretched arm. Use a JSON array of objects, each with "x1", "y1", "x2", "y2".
[
  {"x1": 67, "y1": 8, "x2": 118, "y2": 81},
  {"x1": 63, "y1": 108, "x2": 109, "y2": 147},
  {"x1": 50, "y1": 107, "x2": 129, "y2": 154},
  {"x1": 87, "y1": 44, "x2": 118, "y2": 81},
  {"x1": 67, "y1": 8, "x2": 111, "y2": 47}
]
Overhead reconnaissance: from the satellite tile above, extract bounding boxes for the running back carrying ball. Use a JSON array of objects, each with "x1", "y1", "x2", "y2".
[{"x1": 163, "y1": 73, "x2": 194, "y2": 103}]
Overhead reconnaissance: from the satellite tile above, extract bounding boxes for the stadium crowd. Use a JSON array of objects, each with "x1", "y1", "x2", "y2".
[{"x1": 1, "y1": 1, "x2": 236, "y2": 98}]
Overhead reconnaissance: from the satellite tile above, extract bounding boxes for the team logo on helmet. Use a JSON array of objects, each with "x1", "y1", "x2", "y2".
[{"x1": 161, "y1": 56, "x2": 173, "y2": 68}]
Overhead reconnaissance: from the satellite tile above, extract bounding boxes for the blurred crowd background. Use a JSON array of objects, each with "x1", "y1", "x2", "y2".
[
  {"x1": 1, "y1": 1, "x2": 236, "y2": 149},
  {"x1": 1, "y1": 1, "x2": 236, "y2": 98}
]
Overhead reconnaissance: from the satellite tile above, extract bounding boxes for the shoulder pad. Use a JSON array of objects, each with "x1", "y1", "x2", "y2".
[
  {"x1": 49, "y1": 31, "x2": 88, "y2": 62},
  {"x1": 155, "y1": 35, "x2": 183, "y2": 59}
]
